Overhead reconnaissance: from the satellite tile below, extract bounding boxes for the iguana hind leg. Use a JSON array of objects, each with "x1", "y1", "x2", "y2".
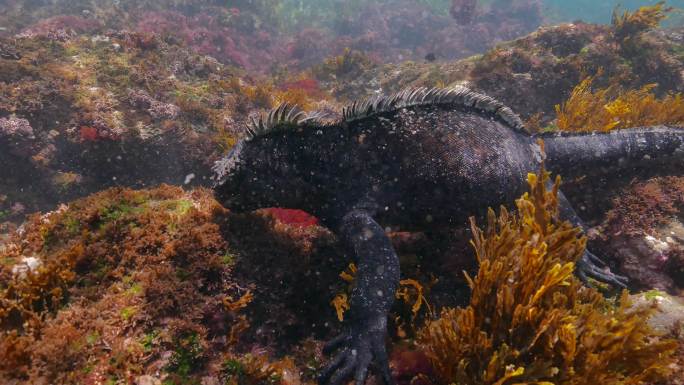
[
  {"x1": 557, "y1": 191, "x2": 628, "y2": 288},
  {"x1": 319, "y1": 209, "x2": 399, "y2": 385}
]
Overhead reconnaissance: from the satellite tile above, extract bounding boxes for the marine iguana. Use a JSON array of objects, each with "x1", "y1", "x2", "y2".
[{"x1": 212, "y1": 86, "x2": 684, "y2": 385}]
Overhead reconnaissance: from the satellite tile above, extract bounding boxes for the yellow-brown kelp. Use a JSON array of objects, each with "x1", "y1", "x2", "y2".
[
  {"x1": 611, "y1": 1, "x2": 673, "y2": 48},
  {"x1": 418, "y1": 165, "x2": 677, "y2": 385},
  {"x1": 554, "y1": 73, "x2": 684, "y2": 132}
]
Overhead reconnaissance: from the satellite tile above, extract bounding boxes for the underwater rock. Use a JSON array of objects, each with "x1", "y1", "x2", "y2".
[
  {"x1": 631, "y1": 291, "x2": 684, "y2": 384},
  {"x1": 0, "y1": 116, "x2": 34, "y2": 139},
  {"x1": 390, "y1": 347, "x2": 435, "y2": 385},
  {"x1": 0, "y1": 185, "x2": 351, "y2": 383},
  {"x1": 0, "y1": 0, "x2": 546, "y2": 71},
  {"x1": 322, "y1": 22, "x2": 684, "y2": 126},
  {"x1": 17, "y1": 15, "x2": 101, "y2": 40},
  {"x1": 10, "y1": 256, "x2": 41, "y2": 279},
  {"x1": 0, "y1": 187, "x2": 230, "y2": 382},
  {"x1": 594, "y1": 176, "x2": 684, "y2": 292},
  {"x1": 128, "y1": 89, "x2": 181, "y2": 120},
  {"x1": 0, "y1": 116, "x2": 37, "y2": 160},
  {"x1": 0, "y1": 32, "x2": 253, "y2": 215},
  {"x1": 0, "y1": 40, "x2": 20, "y2": 60},
  {"x1": 632, "y1": 291, "x2": 684, "y2": 335},
  {"x1": 605, "y1": 234, "x2": 673, "y2": 290},
  {"x1": 134, "y1": 374, "x2": 162, "y2": 385}
]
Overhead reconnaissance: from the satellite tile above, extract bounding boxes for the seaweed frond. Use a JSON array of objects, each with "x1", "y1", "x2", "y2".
[
  {"x1": 555, "y1": 73, "x2": 684, "y2": 132},
  {"x1": 612, "y1": 1, "x2": 673, "y2": 44},
  {"x1": 331, "y1": 262, "x2": 431, "y2": 325},
  {"x1": 418, "y1": 165, "x2": 678, "y2": 385}
]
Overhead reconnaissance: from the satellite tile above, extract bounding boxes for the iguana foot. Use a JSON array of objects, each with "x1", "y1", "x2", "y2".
[
  {"x1": 577, "y1": 250, "x2": 629, "y2": 289},
  {"x1": 318, "y1": 317, "x2": 395, "y2": 385}
]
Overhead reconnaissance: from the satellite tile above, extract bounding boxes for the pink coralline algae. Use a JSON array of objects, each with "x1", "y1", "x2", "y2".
[
  {"x1": 17, "y1": 15, "x2": 101, "y2": 40},
  {"x1": 135, "y1": 10, "x2": 286, "y2": 72},
  {"x1": 286, "y1": 28, "x2": 334, "y2": 69},
  {"x1": 0, "y1": 116, "x2": 34, "y2": 139}
]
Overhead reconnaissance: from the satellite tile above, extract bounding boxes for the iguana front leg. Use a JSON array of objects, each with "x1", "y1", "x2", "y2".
[{"x1": 319, "y1": 209, "x2": 399, "y2": 385}]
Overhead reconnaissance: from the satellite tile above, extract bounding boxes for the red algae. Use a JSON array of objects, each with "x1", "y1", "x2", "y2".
[
  {"x1": 264, "y1": 208, "x2": 319, "y2": 228},
  {"x1": 78, "y1": 126, "x2": 99, "y2": 142}
]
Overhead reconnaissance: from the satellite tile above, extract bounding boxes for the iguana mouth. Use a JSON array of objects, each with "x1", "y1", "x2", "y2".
[{"x1": 211, "y1": 139, "x2": 245, "y2": 188}]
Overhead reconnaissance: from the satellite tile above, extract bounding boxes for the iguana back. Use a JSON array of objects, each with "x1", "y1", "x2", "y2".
[{"x1": 324, "y1": 104, "x2": 539, "y2": 228}]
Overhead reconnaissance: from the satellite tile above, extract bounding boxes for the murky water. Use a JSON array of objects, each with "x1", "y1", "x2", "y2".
[{"x1": 1, "y1": 1, "x2": 683, "y2": 385}]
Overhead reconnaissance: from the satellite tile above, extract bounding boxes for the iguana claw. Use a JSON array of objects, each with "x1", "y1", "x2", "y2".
[
  {"x1": 319, "y1": 320, "x2": 395, "y2": 385},
  {"x1": 577, "y1": 250, "x2": 629, "y2": 289}
]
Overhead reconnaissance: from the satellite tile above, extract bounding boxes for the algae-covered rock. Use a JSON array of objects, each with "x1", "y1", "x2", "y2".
[
  {"x1": 631, "y1": 291, "x2": 684, "y2": 385},
  {"x1": 313, "y1": 22, "x2": 684, "y2": 136},
  {"x1": 2, "y1": 170, "x2": 684, "y2": 384},
  {"x1": 0, "y1": 185, "x2": 347, "y2": 384},
  {"x1": 632, "y1": 291, "x2": 684, "y2": 334},
  {"x1": 594, "y1": 176, "x2": 684, "y2": 292},
  {"x1": 0, "y1": 32, "x2": 262, "y2": 215}
]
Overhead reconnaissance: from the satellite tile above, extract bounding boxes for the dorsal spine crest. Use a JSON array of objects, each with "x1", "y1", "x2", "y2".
[
  {"x1": 245, "y1": 86, "x2": 525, "y2": 140},
  {"x1": 246, "y1": 103, "x2": 329, "y2": 141}
]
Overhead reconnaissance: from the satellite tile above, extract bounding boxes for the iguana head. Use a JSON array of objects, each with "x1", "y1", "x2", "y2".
[
  {"x1": 212, "y1": 135, "x2": 313, "y2": 213},
  {"x1": 212, "y1": 104, "x2": 332, "y2": 213}
]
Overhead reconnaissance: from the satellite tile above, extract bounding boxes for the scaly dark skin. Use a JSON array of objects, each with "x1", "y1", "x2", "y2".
[{"x1": 212, "y1": 88, "x2": 684, "y2": 385}]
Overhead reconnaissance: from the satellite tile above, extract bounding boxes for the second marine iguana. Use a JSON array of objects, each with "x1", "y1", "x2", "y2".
[{"x1": 212, "y1": 86, "x2": 684, "y2": 385}]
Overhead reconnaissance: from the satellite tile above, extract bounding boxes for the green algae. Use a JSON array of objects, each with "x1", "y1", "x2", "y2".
[
  {"x1": 166, "y1": 332, "x2": 204, "y2": 379},
  {"x1": 644, "y1": 289, "x2": 668, "y2": 301},
  {"x1": 86, "y1": 331, "x2": 100, "y2": 346},
  {"x1": 98, "y1": 202, "x2": 143, "y2": 228},
  {"x1": 221, "y1": 251, "x2": 237, "y2": 266},
  {"x1": 140, "y1": 330, "x2": 160, "y2": 353},
  {"x1": 120, "y1": 306, "x2": 137, "y2": 321}
]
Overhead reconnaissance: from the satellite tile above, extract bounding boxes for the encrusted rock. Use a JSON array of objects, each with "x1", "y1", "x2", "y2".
[
  {"x1": 631, "y1": 291, "x2": 684, "y2": 334},
  {"x1": 0, "y1": 116, "x2": 34, "y2": 139},
  {"x1": 594, "y1": 176, "x2": 684, "y2": 292},
  {"x1": 134, "y1": 375, "x2": 161, "y2": 385},
  {"x1": 11, "y1": 256, "x2": 42, "y2": 279}
]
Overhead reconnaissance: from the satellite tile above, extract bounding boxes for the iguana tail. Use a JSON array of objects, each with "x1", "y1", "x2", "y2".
[{"x1": 539, "y1": 126, "x2": 684, "y2": 182}]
